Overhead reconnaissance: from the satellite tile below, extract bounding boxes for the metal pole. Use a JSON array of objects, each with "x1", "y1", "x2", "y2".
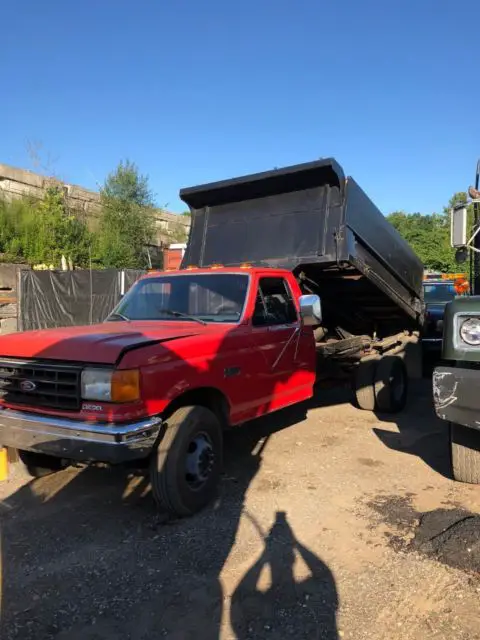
[{"x1": 474, "y1": 160, "x2": 480, "y2": 295}]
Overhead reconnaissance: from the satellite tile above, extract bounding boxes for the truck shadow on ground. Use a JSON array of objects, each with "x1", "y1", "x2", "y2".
[
  {"x1": 1, "y1": 403, "x2": 338, "y2": 640},
  {"x1": 307, "y1": 374, "x2": 451, "y2": 481},
  {"x1": 372, "y1": 378, "x2": 452, "y2": 480}
]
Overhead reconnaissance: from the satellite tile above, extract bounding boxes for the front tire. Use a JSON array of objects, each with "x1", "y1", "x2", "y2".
[
  {"x1": 18, "y1": 450, "x2": 67, "y2": 478},
  {"x1": 450, "y1": 422, "x2": 480, "y2": 484},
  {"x1": 150, "y1": 406, "x2": 223, "y2": 517}
]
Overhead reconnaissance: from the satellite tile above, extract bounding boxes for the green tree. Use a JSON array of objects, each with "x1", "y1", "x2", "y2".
[
  {"x1": 0, "y1": 188, "x2": 91, "y2": 267},
  {"x1": 0, "y1": 196, "x2": 31, "y2": 263},
  {"x1": 387, "y1": 193, "x2": 472, "y2": 273},
  {"x1": 96, "y1": 161, "x2": 155, "y2": 268},
  {"x1": 102, "y1": 160, "x2": 153, "y2": 206},
  {"x1": 31, "y1": 187, "x2": 91, "y2": 267}
]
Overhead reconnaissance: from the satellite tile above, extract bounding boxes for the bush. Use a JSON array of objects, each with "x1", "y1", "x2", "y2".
[{"x1": 0, "y1": 188, "x2": 92, "y2": 268}]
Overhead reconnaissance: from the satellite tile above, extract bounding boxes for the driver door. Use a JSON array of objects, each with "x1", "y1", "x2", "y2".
[{"x1": 249, "y1": 276, "x2": 316, "y2": 416}]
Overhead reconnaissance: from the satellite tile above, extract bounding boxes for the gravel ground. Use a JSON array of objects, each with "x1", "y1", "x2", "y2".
[{"x1": 1, "y1": 380, "x2": 479, "y2": 639}]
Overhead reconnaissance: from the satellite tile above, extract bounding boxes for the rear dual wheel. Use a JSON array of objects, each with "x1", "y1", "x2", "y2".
[{"x1": 353, "y1": 355, "x2": 408, "y2": 413}]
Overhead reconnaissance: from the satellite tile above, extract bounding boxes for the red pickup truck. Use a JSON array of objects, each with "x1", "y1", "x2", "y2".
[
  {"x1": 0, "y1": 158, "x2": 424, "y2": 517},
  {"x1": 0, "y1": 267, "x2": 320, "y2": 516}
]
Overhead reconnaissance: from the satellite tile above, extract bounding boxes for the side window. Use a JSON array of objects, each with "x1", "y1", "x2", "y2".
[{"x1": 252, "y1": 278, "x2": 298, "y2": 326}]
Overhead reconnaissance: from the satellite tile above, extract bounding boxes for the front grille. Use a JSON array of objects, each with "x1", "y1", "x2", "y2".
[{"x1": 0, "y1": 360, "x2": 81, "y2": 411}]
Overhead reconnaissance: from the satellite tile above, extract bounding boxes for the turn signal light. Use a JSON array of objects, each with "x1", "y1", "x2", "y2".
[
  {"x1": 111, "y1": 369, "x2": 140, "y2": 403},
  {"x1": 454, "y1": 278, "x2": 469, "y2": 295}
]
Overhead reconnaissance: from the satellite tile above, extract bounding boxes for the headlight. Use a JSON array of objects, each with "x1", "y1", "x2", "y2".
[
  {"x1": 459, "y1": 317, "x2": 480, "y2": 346},
  {"x1": 81, "y1": 369, "x2": 140, "y2": 403},
  {"x1": 82, "y1": 369, "x2": 112, "y2": 401}
]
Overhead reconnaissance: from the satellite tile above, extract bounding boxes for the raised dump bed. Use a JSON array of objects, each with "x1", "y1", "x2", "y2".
[{"x1": 180, "y1": 158, "x2": 423, "y2": 345}]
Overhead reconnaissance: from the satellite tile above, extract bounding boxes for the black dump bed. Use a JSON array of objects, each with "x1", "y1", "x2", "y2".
[{"x1": 180, "y1": 159, "x2": 424, "y2": 335}]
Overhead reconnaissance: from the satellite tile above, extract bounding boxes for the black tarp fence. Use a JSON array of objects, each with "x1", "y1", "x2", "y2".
[{"x1": 19, "y1": 269, "x2": 144, "y2": 331}]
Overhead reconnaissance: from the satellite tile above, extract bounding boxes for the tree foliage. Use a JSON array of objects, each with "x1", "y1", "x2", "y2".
[
  {"x1": 33, "y1": 187, "x2": 91, "y2": 267},
  {"x1": 386, "y1": 192, "x2": 473, "y2": 273},
  {"x1": 95, "y1": 161, "x2": 156, "y2": 269},
  {"x1": 386, "y1": 210, "x2": 457, "y2": 272},
  {"x1": 101, "y1": 160, "x2": 153, "y2": 207},
  {"x1": 0, "y1": 187, "x2": 91, "y2": 267}
]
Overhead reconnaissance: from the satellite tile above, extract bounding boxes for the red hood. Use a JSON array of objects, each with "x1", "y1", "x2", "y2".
[{"x1": 0, "y1": 321, "x2": 207, "y2": 364}]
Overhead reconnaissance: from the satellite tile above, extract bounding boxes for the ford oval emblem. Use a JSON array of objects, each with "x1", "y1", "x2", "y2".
[{"x1": 20, "y1": 380, "x2": 36, "y2": 392}]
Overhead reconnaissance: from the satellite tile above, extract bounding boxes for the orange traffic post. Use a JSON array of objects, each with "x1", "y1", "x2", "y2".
[{"x1": 0, "y1": 447, "x2": 8, "y2": 481}]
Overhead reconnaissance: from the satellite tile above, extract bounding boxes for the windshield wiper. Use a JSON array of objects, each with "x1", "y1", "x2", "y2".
[
  {"x1": 157, "y1": 309, "x2": 207, "y2": 326},
  {"x1": 107, "y1": 312, "x2": 131, "y2": 323}
]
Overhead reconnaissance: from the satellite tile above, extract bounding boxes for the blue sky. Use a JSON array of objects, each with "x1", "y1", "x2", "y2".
[{"x1": 2, "y1": 1, "x2": 478, "y2": 215}]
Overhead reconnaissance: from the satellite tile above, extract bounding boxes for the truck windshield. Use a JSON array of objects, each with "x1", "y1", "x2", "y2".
[
  {"x1": 423, "y1": 283, "x2": 457, "y2": 303},
  {"x1": 109, "y1": 273, "x2": 249, "y2": 323}
]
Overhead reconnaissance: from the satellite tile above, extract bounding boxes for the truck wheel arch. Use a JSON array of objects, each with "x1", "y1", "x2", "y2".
[{"x1": 162, "y1": 387, "x2": 231, "y2": 429}]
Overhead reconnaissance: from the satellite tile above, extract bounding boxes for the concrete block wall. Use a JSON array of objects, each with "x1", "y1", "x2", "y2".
[{"x1": 0, "y1": 162, "x2": 191, "y2": 246}]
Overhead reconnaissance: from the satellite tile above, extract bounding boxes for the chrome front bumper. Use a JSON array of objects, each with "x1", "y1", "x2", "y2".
[{"x1": 0, "y1": 408, "x2": 162, "y2": 463}]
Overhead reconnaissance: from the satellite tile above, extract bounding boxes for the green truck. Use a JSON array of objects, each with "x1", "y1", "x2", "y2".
[
  {"x1": 433, "y1": 169, "x2": 480, "y2": 483},
  {"x1": 433, "y1": 298, "x2": 480, "y2": 483}
]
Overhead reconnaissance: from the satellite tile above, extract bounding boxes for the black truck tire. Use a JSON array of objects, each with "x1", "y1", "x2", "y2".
[
  {"x1": 150, "y1": 406, "x2": 223, "y2": 517},
  {"x1": 353, "y1": 360, "x2": 377, "y2": 411},
  {"x1": 450, "y1": 422, "x2": 480, "y2": 484},
  {"x1": 374, "y1": 356, "x2": 408, "y2": 413},
  {"x1": 18, "y1": 450, "x2": 67, "y2": 478}
]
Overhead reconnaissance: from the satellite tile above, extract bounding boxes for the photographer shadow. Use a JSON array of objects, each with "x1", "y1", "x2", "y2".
[{"x1": 231, "y1": 510, "x2": 338, "y2": 640}]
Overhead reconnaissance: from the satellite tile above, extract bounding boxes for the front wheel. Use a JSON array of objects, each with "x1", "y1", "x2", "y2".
[
  {"x1": 450, "y1": 422, "x2": 480, "y2": 484},
  {"x1": 150, "y1": 406, "x2": 223, "y2": 517}
]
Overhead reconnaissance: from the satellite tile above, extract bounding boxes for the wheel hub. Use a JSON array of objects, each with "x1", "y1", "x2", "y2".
[{"x1": 185, "y1": 433, "x2": 214, "y2": 489}]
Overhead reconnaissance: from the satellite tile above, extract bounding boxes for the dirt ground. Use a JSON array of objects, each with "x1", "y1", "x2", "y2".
[{"x1": 1, "y1": 379, "x2": 479, "y2": 640}]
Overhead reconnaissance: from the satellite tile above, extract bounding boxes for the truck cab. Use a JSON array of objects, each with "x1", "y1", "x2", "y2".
[
  {"x1": 432, "y1": 172, "x2": 480, "y2": 484},
  {"x1": 0, "y1": 266, "x2": 321, "y2": 516}
]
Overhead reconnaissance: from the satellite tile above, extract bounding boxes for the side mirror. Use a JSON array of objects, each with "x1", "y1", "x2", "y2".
[
  {"x1": 451, "y1": 205, "x2": 467, "y2": 248},
  {"x1": 299, "y1": 294, "x2": 322, "y2": 326}
]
